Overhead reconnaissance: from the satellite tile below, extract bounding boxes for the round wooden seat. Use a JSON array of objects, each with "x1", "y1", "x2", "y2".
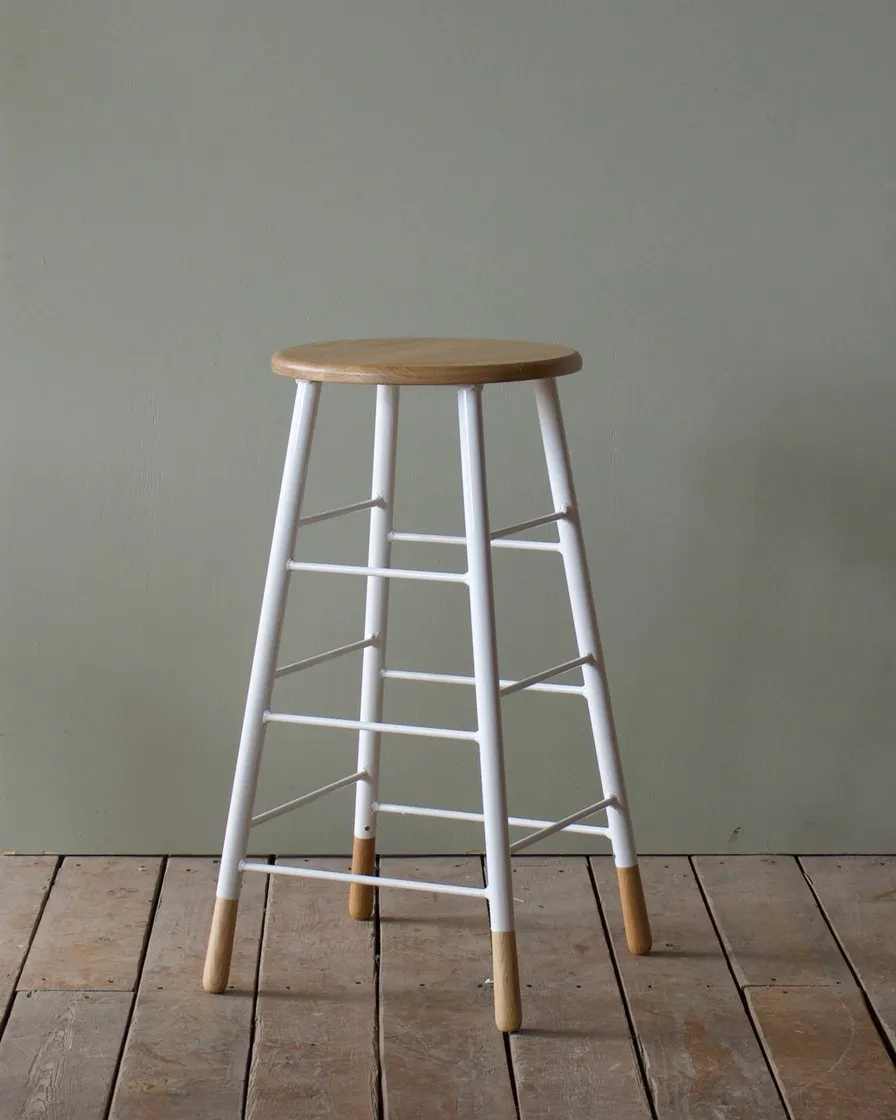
[{"x1": 272, "y1": 337, "x2": 582, "y2": 386}]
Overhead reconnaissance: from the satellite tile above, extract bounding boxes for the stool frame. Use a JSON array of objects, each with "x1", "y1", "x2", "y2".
[{"x1": 203, "y1": 375, "x2": 651, "y2": 1032}]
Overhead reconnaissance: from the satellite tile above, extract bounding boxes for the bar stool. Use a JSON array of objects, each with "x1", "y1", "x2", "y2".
[{"x1": 203, "y1": 338, "x2": 651, "y2": 1032}]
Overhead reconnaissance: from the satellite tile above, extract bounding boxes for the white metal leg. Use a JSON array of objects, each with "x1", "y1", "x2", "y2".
[
  {"x1": 214, "y1": 379, "x2": 321, "y2": 902},
  {"x1": 459, "y1": 385, "x2": 522, "y2": 1031},
  {"x1": 350, "y1": 386, "x2": 400, "y2": 915},
  {"x1": 533, "y1": 377, "x2": 638, "y2": 869},
  {"x1": 458, "y1": 388, "x2": 515, "y2": 932}
]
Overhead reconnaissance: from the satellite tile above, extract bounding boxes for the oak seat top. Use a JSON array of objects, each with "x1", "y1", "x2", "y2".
[{"x1": 271, "y1": 338, "x2": 582, "y2": 386}]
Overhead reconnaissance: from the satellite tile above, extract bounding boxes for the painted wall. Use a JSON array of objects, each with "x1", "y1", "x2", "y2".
[{"x1": 2, "y1": 2, "x2": 894, "y2": 854}]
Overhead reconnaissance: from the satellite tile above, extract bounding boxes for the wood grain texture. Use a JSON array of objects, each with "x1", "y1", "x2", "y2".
[
  {"x1": 694, "y1": 856, "x2": 852, "y2": 987},
  {"x1": 0, "y1": 990, "x2": 131, "y2": 1118},
  {"x1": 748, "y1": 986, "x2": 896, "y2": 1119},
  {"x1": 491, "y1": 929, "x2": 522, "y2": 1032},
  {"x1": 617, "y1": 863, "x2": 653, "y2": 955},
  {"x1": 349, "y1": 835, "x2": 376, "y2": 921},
  {"x1": 246, "y1": 859, "x2": 377, "y2": 1120},
  {"x1": 272, "y1": 337, "x2": 582, "y2": 385},
  {"x1": 510, "y1": 858, "x2": 650, "y2": 1120},
  {"x1": 18, "y1": 857, "x2": 161, "y2": 991},
  {"x1": 202, "y1": 897, "x2": 239, "y2": 993},
  {"x1": 109, "y1": 859, "x2": 266, "y2": 1120},
  {"x1": 0, "y1": 856, "x2": 56, "y2": 1017},
  {"x1": 380, "y1": 857, "x2": 517, "y2": 1118},
  {"x1": 801, "y1": 856, "x2": 896, "y2": 1048},
  {"x1": 593, "y1": 856, "x2": 786, "y2": 1119}
]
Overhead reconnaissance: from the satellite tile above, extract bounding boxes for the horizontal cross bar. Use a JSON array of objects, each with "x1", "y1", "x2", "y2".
[
  {"x1": 275, "y1": 636, "x2": 376, "y2": 679},
  {"x1": 288, "y1": 560, "x2": 467, "y2": 584},
  {"x1": 298, "y1": 497, "x2": 383, "y2": 528},
  {"x1": 389, "y1": 531, "x2": 465, "y2": 546},
  {"x1": 381, "y1": 668, "x2": 584, "y2": 696},
  {"x1": 509, "y1": 796, "x2": 616, "y2": 854},
  {"x1": 264, "y1": 710, "x2": 478, "y2": 742},
  {"x1": 251, "y1": 771, "x2": 368, "y2": 827},
  {"x1": 498, "y1": 655, "x2": 592, "y2": 698},
  {"x1": 375, "y1": 802, "x2": 613, "y2": 839},
  {"x1": 390, "y1": 531, "x2": 561, "y2": 553},
  {"x1": 239, "y1": 860, "x2": 489, "y2": 899}
]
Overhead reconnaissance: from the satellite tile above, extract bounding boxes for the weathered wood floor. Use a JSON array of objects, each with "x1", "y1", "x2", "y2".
[{"x1": 1, "y1": 855, "x2": 895, "y2": 1118}]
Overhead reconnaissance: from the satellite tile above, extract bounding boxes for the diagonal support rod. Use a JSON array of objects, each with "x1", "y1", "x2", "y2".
[
  {"x1": 498, "y1": 654, "x2": 593, "y2": 697},
  {"x1": 250, "y1": 770, "x2": 368, "y2": 828},
  {"x1": 275, "y1": 636, "x2": 376, "y2": 679},
  {"x1": 509, "y1": 796, "x2": 616, "y2": 853},
  {"x1": 298, "y1": 497, "x2": 384, "y2": 527}
]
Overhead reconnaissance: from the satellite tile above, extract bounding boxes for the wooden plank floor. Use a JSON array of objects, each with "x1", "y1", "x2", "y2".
[{"x1": 1, "y1": 856, "x2": 895, "y2": 1118}]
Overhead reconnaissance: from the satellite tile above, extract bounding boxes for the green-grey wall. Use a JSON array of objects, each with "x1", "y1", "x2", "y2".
[{"x1": 2, "y1": 2, "x2": 894, "y2": 854}]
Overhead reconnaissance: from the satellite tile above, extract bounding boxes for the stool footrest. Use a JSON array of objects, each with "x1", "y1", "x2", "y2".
[
  {"x1": 389, "y1": 507, "x2": 569, "y2": 553},
  {"x1": 390, "y1": 531, "x2": 561, "y2": 553},
  {"x1": 287, "y1": 560, "x2": 468, "y2": 584},
  {"x1": 240, "y1": 860, "x2": 489, "y2": 899},
  {"x1": 251, "y1": 770, "x2": 368, "y2": 828},
  {"x1": 374, "y1": 800, "x2": 614, "y2": 846},
  {"x1": 381, "y1": 667, "x2": 585, "y2": 697},
  {"x1": 264, "y1": 710, "x2": 478, "y2": 742}
]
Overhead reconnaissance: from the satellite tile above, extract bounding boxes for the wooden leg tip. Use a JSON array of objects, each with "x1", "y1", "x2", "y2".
[
  {"x1": 491, "y1": 930, "x2": 522, "y2": 1032},
  {"x1": 348, "y1": 836, "x2": 376, "y2": 921},
  {"x1": 203, "y1": 897, "x2": 239, "y2": 993},
  {"x1": 348, "y1": 887, "x2": 374, "y2": 921},
  {"x1": 617, "y1": 864, "x2": 652, "y2": 955}
]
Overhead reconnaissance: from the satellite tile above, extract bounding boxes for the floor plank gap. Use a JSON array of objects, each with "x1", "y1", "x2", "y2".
[
  {"x1": 595, "y1": 856, "x2": 787, "y2": 1117},
  {"x1": 373, "y1": 859, "x2": 384, "y2": 1120},
  {"x1": 693, "y1": 856, "x2": 852, "y2": 987},
  {"x1": 379, "y1": 857, "x2": 516, "y2": 1118},
  {"x1": 3, "y1": 855, "x2": 895, "y2": 1116},
  {"x1": 0, "y1": 855, "x2": 60, "y2": 1043},
  {"x1": 688, "y1": 855, "x2": 792, "y2": 1120},
  {"x1": 797, "y1": 857, "x2": 896, "y2": 1070},
  {"x1": 102, "y1": 856, "x2": 167, "y2": 1120},
  {"x1": 484, "y1": 857, "x2": 522, "y2": 1120},
  {"x1": 586, "y1": 858, "x2": 659, "y2": 1120},
  {"x1": 747, "y1": 985, "x2": 896, "y2": 1118},
  {"x1": 240, "y1": 858, "x2": 272, "y2": 1120},
  {"x1": 247, "y1": 858, "x2": 377, "y2": 1118}
]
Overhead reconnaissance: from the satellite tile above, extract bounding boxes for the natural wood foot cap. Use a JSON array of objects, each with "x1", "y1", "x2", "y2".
[
  {"x1": 617, "y1": 864, "x2": 652, "y2": 955},
  {"x1": 491, "y1": 930, "x2": 522, "y2": 1032},
  {"x1": 349, "y1": 836, "x2": 376, "y2": 921},
  {"x1": 203, "y1": 897, "x2": 239, "y2": 993}
]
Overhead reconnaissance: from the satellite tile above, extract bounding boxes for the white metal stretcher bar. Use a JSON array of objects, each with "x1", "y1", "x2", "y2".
[
  {"x1": 381, "y1": 667, "x2": 582, "y2": 696},
  {"x1": 263, "y1": 710, "x2": 478, "y2": 741},
  {"x1": 390, "y1": 532, "x2": 559, "y2": 553},
  {"x1": 239, "y1": 860, "x2": 489, "y2": 900},
  {"x1": 374, "y1": 799, "x2": 613, "y2": 843},
  {"x1": 380, "y1": 655, "x2": 590, "y2": 698},
  {"x1": 287, "y1": 560, "x2": 468, "y2": 584},
  {"x1": 389, "y1": 508, "x2": 568, "y2": 553}
]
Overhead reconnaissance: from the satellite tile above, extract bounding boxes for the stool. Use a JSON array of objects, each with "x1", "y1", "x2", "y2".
[{"x1": 203, "y1": 338, "x2": 651, "y2": 1032}]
